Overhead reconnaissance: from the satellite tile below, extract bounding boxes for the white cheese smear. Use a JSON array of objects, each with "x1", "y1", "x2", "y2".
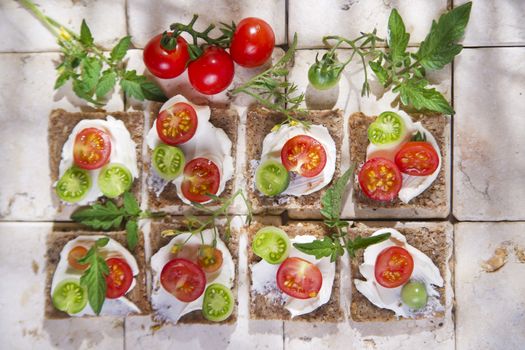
[
  {"x1": 354, "y1": 228, "x2": 444, "y2": 319},
  {"x1": 146, "y1": 95, "x2": 234, "y2": 204},
  {"x1": 259, "y1": 124, "x2": 337, "y2": 196},
  {"x1": 251, "y1": 234, "x2": 335, "y2": 318},
  {"x1": 51, "y1": 236, "x2": 140, "y2": 317},
  {"x1": 57, "y1": 116, "x2": 139, "y2": 205},
  {"x1": 150, "y1": 229, "x2": 235, "y2": 324}
]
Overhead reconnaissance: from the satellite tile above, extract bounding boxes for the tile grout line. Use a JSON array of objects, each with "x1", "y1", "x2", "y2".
[{"x1": 123, "y1": 0, "x2": 130, "y2": 347}]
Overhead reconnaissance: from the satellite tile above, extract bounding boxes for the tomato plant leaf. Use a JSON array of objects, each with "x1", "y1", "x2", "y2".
[
  {"x1": 110, "y1": 36, "x2": 131, "y2": 62},
  {"x1": 387, "y1": 9, "x2": 409, "y2": 63},
  {"x1": 121, "y1": 78, "x2": 144, "y2": 101},
  {"x1": 293, "y1": 236, "x2": 337, "y2": 260},
  {"x1": 369, "y1": 61, "x2": 389, "y2": 86},
  {"x1": 140, "y1": 81, "x2": 168, "y2": 102},
  {"x1": 81, "y1": 57, "x2": 102, "y2": 92},
  {"x1": 126, "y1": 219, "x2": 138, "y2": 251},
  {"x1": 54, "y1": 71, "x2": 70, "y2": 89},
  {"x1": 346, "y1": 233, "x2": 391, "y2": 258},
  {"x1": 95, "y1": 71, "x2": 117, "y2": 99},
  {"x1": 320, "y1": 165, "x2": 355, "y2": 225},
  {"x1": 79, "y1": 19, "x2": 94, "y2": 46},
  {"x1": 71, "y1": 201, "x2": 126, "y2": 230},
  {"x1": 123, "y1": 191, "x2": 141, "y2": 216},
  {"x1": 78, "y1": 238, "x2": 109, "y2": 315},
  {"x1": 395, "y1": 79, "x2": 454, "y2": 115}
]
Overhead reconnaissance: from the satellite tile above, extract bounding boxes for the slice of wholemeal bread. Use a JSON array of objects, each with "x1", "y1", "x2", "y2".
[
  {"x1": 149, "y1": 216, "x2": 239, "y2": 324},
  {"x1": 145, "y1": 102, "x2": 239, "y2": 212},
  {"x1": 49, "y1": 109, "x2": 145, "y2": 213},
  {"x1": 349, "y1": 112, "x2": 449, "y2": 218},
  {"x1": 45, "y1": 227, "x2": 149, "y2": 319},
  {"x1": 247, "y1": 221, "x2": 343, "y2": 322},
  {"x1": 245, "y1": 105, "x2": 343, "y2": 215},
  {"x1": 349, "y1": 221, "x2": 452, "y2": 322}
]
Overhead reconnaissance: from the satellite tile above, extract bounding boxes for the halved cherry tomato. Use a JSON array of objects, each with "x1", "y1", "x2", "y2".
[
  {"x1": 230, "y1": 17, "x2": 275, "y2": 68},
  {"x1": 358, "y1": 157, "x2": 402, "y2": 202},
  {"x1": 73, "y1": 128, "x2": 111, "y2": 170},
  {"x1": 394, "y1": 141, "x2": 439, "y2": 176},
  {"x1": 276, "y1": 257, "x2": 322, "y2": 299},
  {"x1": 181, "y1": 158, "x2": 221, "y2": 203},
  {"x1": 160, "y1": 258, "x2": 206, "y2": 302},
  {"x1": 280, "y1": 135, "x2": 327, "y2": 178},
  {"x1": 187, "y1": 46, "x2": 234, "y2": 95},
  {"x1": 67, "y1": 246, "x2": 89, "y2": 271},
  {"x1": 197, "y1": 245, "x2": 223, "y2": 273},
  {"x1": 374, "y1": 246, "x2": 414, "y2": 288},
  {"x1": 156, "y1": 102, "x2": 198, "y2": 146},
  {"x1": 105, "y1": 258, "x2": 133, "y2": 299},
  {"x1": 143, "y1": 33, "x2": 190, "y2": 79}
]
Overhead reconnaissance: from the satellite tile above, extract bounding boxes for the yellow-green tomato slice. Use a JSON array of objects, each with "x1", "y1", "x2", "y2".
[
  {"x1": 401, "y1": 280, "x2": 428, "y2": 309},
  {"x1": 56, "y1": 166, "x2": 91, "y2": 203},
  {"x1": 255, "y1": 159, "x2": 290, "y2": 196},
  {"x1": 52, "y1": 279, "x2": 88, "y2": 314},
  {"x1": 252, "y1": 226, "x2": 291, "y2": 264},
  {"x1": 202, "y1": 283, "x2": 234, "y2": 322},
  {"x1": 98, "y1": 163, "x2": 133, "y2": 198},
  {"x1": 367, "y1": 111, "x2": 406, "y2": 146},
  {"x1": 152, "y1": 144, "x2": 185, "y2": 180}
]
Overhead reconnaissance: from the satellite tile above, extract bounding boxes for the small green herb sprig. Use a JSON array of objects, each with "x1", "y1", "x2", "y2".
[
  {"x1": 293, "y1": 165, "x2": 391, "y2": 261},
  {"x1": 231, "y1": 33, "x2": 310, "y2": 129},
  {"x1": 21, "y1": 0, "x2": 167, "y2": 106},
  {"x1": 71, "y1": 192, "x2": 165, "y2": 251},
  {"x1": 77, "y1": 237, "x2": 109, "y2": 315}
]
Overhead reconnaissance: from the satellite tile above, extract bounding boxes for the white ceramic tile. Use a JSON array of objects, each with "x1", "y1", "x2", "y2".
[
  {"x1": 0, "y1": 223, "x2": 124, "y2": 349},
  {"x1": 127, "y1": 0, "x2": 286, "y2": 49},
  {"x1": 0, "y1": 53, "x2": 123, "y2": 221},
  {"x1": 456, "y1": 0, "x2": 525, "y2": 46},
  {"x1": 288, "y1": 0, "x2": 448, "y2": 48},
  {"x1": 455, "y1": 222, "x2": 525, "y2": 350},
  {"x1": 453, "y1": 48, "x2": 525, "y2": 221},
  {"x1": 0, "y1": 0, "x2": 127, "y2": 52}
]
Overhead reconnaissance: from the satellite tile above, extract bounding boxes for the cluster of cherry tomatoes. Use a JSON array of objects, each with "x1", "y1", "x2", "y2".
[{"x1": 143, "y1": 17, "x2": 275, "y2": 95}]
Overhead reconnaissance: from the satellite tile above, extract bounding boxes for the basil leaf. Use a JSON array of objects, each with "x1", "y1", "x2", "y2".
[
  {"x1": 320, "y1": 165, "x2": 355, "y2": 223},
  {"x1": 79, "y1": 19, "x2": 93, "y2": 46},
  {"x1": 396, "y1": 79, "x2": 454, "y2": 115},
  {"x1": 387, "y1": 9, "x2": 409, "y2": 63},
  {"x1": 293, "y1": 236, "x2": 337, "y2": 260},
  {"x1": 110, "y1": 36, "x2": 131, "y2": 62},
  {"x1": 126, "y1": 219, "x2": 138, "y2": 251}
]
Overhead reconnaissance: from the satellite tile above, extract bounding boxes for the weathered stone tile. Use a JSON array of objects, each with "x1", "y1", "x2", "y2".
[
  {"x1": 455, "y1": 222, "x2": 525, "y2": 350},
  {"x1": 0, "y1": 53, "x2": 123, "y2": 221},
  {"x1": 127, "y1": 0, "x2": 286, "y2": 49},
  {"x1": 456, "y1": 0, "x2": 525, "y2": 46},
  {"x1": 0, "y1": 0, "x2": 127, "y2": 52},
  {"x1": 288, "y1": 0, "x2": 448, "y2": 48},
  {"x1": 453, "y1": 48, "x2": 525, "y2": 221},
  {"x1": 0, "y1": 223, "x2": 124, "y2": 349}
]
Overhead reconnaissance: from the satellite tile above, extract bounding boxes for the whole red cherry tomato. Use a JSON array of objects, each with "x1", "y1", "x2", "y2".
[
  {"x1": 143, "y1": 33, "x2": 190, "y2": 79},
  {"x1": 230, "y1": 17, "x2": 275, "y2": 68},
  {"x1": 187, "y1": 46, "x2": 234, "y2": 95}
]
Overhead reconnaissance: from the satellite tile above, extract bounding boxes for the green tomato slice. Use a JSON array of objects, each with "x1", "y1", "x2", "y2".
[
  {"x1": 56, "y1": 166, "x2": 91, "y2": 203},
  {"x1": 52, "y1": 279, "x2": 88, "y2": 314},
  {"x1": 252, "y1": 226, "x2": 291, "y2": 264},
  {"x1": 367, "y1": 111, "x2": 406, "y2": 146},
  {"x1": 255, "y1": 160, "x2": 290, "y2": 196},
  {"x1": 401, "y1": 280, "x2": 428, "y2": 310},
  {"x1": 202, "y1": 283, "x2": 234, "y2": 322},
  {"x1": 152, "y1": 144, "x2": 185, "y2": 180},
  {"x1": 98, "y1": 163, "x2": 133, "y2": 198}
]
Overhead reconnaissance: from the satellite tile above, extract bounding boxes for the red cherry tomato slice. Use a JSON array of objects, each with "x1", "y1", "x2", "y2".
[
  {"x1": 105, "y1": 258, "x2": 133, "y2": 299},
  {"x1": 181, "y1": 158, "x2": 221, "y2": 203},
  {"x1": 188, "y1": 46, "x2": 234, "y2": 95},
  {"x1": 197, "y1": 245, "x2": 224, "y2": 273},
  {"x1": 143, "y1": 33, "x2": 190, "y2": 79},
  {"x1": 73, "y1": 128, "x2": 111, "y2": 170},
  {"x1": 156, "y1": 102, "x2": 198, "y2": 146},
  {"x1": 358, "y1": 157, "x2": 402, "y2": 202},
  {"x1": 280, "y1": 135, "x2": 327, "y2": 178},
  {"x1": 160, "y1": 258, "x2": 206, "y2": 302},
  {"x1": 230, "y1": 17, "x2": 275, "y2": 68},
  {"x1": 276, "y1": 257, "x2": 323, "y2": 299},
  {"x1": 67, "y1": 246, "x2": 89, "y2": 271},
  {"x1": 394, "y1": 141, "x2": 439, "y2": 176},
  {"x1": 374, "y1": 246, "x2": 414, "y2": 288}
]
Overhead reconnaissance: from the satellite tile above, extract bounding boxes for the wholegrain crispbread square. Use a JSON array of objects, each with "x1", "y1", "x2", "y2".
[
  {"x1": 149, "y1": 216, "x2": 239, "y2": 324},
  {"x1": 245, "y1": 105, "x2": 343, "y2": 215},
  {"x1": 349, "y1": 112, "x2": 448, "y2": 215},
  {"x1": 44, "y1": 228, "x2": 149, "y2": 319},
  {"x1": 349, "y1": 222, "x2": 449, "y2": 322},
  {"x1": 145, "y1": 102, "x2": 239, "y2": 212},
  {"x1": 247, "y1": 221, "x2": 343, "y2": 322},
  {"x1": 48, "y1": 109, "x2": 145, "y2": 209}
]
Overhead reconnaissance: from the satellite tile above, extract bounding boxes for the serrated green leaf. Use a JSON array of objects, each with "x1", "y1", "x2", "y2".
[
  {"x1": 96, "y1": 237, "x2": 110, "y2": 247},
  {"x1": 95, "y1": 71, "x2": 116, "y2": 99},
  {"x1": 81, "y1": 57, "x2": 102, "y2": 91},
  {"x1": 120, "y1": 77, "x2": 144, "y2": 101},
  {"x1": 110, "y1": 36, "x2": 131, "y2": 62},
  {"x1": 71, "y1": 201, "x2": 126, "y2": 230},
  {"x1": 416, "y1": 2, "x2": 472, "y2": 70},
  {"x1": 396, "y1": 79, "x2": 454, "y2": 115},
  {"x1": 126, "y1": 219, "x2": 138, "y2": 251},
  {"x1": 140, "y1": 80, "x2": 167, "y2": 102},
  {"x1": 79, "y1": 19, "x2": 94, "y2": 46},
  {"x1": 54, "y1": 71, "x2": 70, "y2": 89},
  {"x1": 123, "y1": 192, "x2": 141, "y2": 216},
  {"x1": 320, "y1": 165, "x2": 355, "y2": 223},
  {"x1": 293, "y1": 236, "x2": 337, "y2": 260},
  {"x1": 79, "y1": 238, "x2": 109, "y2": 315},
  {"x1": 369, "y1": 61, "x2": 389, "y2": 86},
  {"x1": 387, "y1": 9, "x2": 409, "y2": 63}
]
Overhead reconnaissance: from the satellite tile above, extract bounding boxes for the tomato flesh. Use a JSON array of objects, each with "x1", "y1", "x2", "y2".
[
  {"x1": 181, "y1": 158, "x2": 221, "y2": 203},
  {"x1": 395, "y1": 141, "x2": 439, "y2": 176},
  {"x1": 157, "y1": 102, "x2": 198, "y2": 146},
  {"x1": 276, "y1": 257, "x2": 322, "y2": 299},
  {"x1": 160, "y1": 258, "x2": 206, "y2": 302},
  {"x1": 230, "y1": 17, "x2": 275, "y2": 67},
  {"x1": 281, "y1": 135, "x2": 327, "y2": 178},
  {"x1": 144, "y1": 33, "x2": 190, "y2": 79},
  {"x1": 197, "y1": 245, "x2": 224, "y2": 273},
  {"x1": 73, "y1": 128, "x2": 111, "y2": 170},
  {"x1": 188, "y1": 46, "x2": 234, "y2": 95},
  {"x1": 67, "y1": 246, "x2": 89, "y2": 271},
  {"x1": 374, "y1": 246, "x2": 414, "y2": 288},
  {"x1": 105, "y1": 258, "x2": 133, "y2": 299},
  {"x1": 358, "y1": 157, "x2": 402, "y2": 202}
]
